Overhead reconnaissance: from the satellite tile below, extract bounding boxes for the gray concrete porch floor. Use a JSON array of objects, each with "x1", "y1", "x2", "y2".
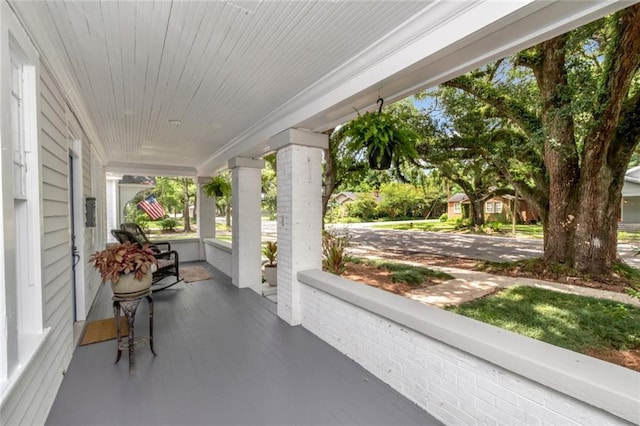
[{"x1": 47, "y1": 262, "x2": 441, "y2": 426}]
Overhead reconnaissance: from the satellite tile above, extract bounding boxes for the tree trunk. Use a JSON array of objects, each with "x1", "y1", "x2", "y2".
[
  {"x1": 469, "y1": 198, "x2": 485, "y2": 226},
  {"x1": 193, "y1": 193, "x2": 197, "y2": 221},
  {"x1": 183, "y1": 178, "x2": 192, "y2": 232},
  {"x1": 529, "y1": 36, "x2": 581, "y2": 266},
  {"x1": 573, "y1": 171, "x2": 621, "y2": 273},
  {"x1": 322, "y1": 144, "x2": 336, "y2": 229},
  {"x1": 443, "y1": 4, "x2": 640, "y2": 274}
]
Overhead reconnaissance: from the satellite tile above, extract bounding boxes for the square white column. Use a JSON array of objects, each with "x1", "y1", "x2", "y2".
[
  {"x1": 229, "y1": 157, "x2": 265, "y2": 292},
  {"x1": 196, "y1": 176, "x2": 216, "y2": 260},
  {"x1": 273, "y1": 129, "x2": 328, "y2": 325}
]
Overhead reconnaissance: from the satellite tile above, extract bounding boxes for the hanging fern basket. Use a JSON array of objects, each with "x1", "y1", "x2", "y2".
[
  {"x1": 368, "y1": 146, "x2": 393, "y2": 170},
  {"x1": 345, "y1": 97, "x2": 418, "y2": 171}
]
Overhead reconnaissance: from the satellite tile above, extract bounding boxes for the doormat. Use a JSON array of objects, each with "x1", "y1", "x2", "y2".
[
  {"x1": 80, "y1": 317, "x2": 128, "y2": 346},
  {"x1": 181, "y1": 265, "x2": 213, "y2": 283}
]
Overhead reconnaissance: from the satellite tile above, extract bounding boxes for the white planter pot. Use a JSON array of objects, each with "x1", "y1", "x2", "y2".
[
  {"x1": 111, "y1": 271, "x2": 152, "y2": 298},
  {"x1": 263, "y1": 265, "x2": 277, "y2": 287}
]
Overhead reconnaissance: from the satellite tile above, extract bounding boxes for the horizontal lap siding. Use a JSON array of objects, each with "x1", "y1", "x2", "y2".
[
  {"x1": 2, "y1": 64, "x2": 74, "y2": 426},
  {"x1": 39, "y1": 63, "x2": 73, "y2": 420}
]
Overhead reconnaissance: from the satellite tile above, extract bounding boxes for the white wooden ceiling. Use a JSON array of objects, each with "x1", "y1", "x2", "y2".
[{"x1": 8, "y1": 0, "x2": 636, "y2": 176}]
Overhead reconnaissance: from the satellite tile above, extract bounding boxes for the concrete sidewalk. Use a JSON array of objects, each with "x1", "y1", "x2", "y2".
[
  {"x1": 348, "y1": 245, "x2": 640, "y2": 308},
  {"x1": 406, "y1": 265, "x2": 640, "y2": 308}
]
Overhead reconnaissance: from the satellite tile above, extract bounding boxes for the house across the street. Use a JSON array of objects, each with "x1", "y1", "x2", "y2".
[
  {"x1": 447, "y1": 193, "x2": 538, "y2": 223},
  {"x1": 621, "y1": 166, "x2": 640, "y2": 228}
]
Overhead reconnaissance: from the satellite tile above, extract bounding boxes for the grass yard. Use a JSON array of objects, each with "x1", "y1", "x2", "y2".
[
  {"x1": 350, "y1": 257, "x2": 453, "y2": 284},
  {"x1": 373, "y1": 220, "x2": 457, "y2": 232},
  {"x1": 446, "y1": 286, "x2": 640, "y2": 371},
  {"x1": 341, "y1": 257, "x2": 453, "y2": 295},
  {"x1": 374, "y1": 220, "x2": 640, "y2": 242},
  {"x1": 373, "y1": 220, "x2": 546, "y2": 238}
]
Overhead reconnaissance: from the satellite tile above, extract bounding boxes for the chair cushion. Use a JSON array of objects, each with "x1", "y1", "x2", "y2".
[{"x1": 157, "y1": 258, "x2": 174, "y2": 270}]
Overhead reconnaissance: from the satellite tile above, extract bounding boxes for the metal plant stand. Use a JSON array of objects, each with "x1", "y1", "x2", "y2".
[{"x1": 113, "y1": 290, "x2": 156, "y2": 375}]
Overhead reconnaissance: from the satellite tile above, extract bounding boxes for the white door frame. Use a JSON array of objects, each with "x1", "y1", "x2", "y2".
[{"x1": 69, "y1": 139, "x2": 86, "y2": 320}]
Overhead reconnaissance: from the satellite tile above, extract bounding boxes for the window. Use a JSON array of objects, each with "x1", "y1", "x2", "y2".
[
  {"x1": 453, "y1": 203, "x2": 461, "y2": 214},
  {"x1": 485, "y1": 201, "x2": 503, "y2": 214},
  {"x1": 11, "y1": 56, "x2": 26, "y2": 199},
  {"x1": 1, "y1": 11, "x2": 44, "y2": 387}
]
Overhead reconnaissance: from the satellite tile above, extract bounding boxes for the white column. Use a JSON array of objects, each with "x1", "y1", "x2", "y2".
[
  {"x1": 197, "y1": 176, "x2": 216, "y2": 260},
  {"x1": 229, "y1": 157, "x2": 265, "y2": 291},
  {"x1": 272, "y1": 129, "x2": 328, "y2": 325}
]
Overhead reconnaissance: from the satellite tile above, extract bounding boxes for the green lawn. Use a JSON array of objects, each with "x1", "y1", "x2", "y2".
[
  {"x1": 446, "y1": 286, "x2": 640, "y2": 354},
  {"x1": 373, "y1": 220, "x2": 545, "y2": 237},
  {"x1": 373, "y1": 220, "x2": 458, "y2": 232},
  {"x1": 373, "y1": 220, "x2": 640, "y2": 241},
  {"x1": 350, "y1": 257, "x2": 453, "y2": 285}
]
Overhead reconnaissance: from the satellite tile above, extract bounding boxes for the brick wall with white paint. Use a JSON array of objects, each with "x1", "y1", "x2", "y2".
[
  {"x1": 231, "y1": 159, "x2": 263, "y2": 291},
  {"x1": 204, "y1": 239, "x2": 232, "y2": 276},
  {"x1": 276, "y1": 144, "x2": 323, "y2": 325},
  {"x1": 299, "y1": 272, "x2": 634, "y2": 425}
]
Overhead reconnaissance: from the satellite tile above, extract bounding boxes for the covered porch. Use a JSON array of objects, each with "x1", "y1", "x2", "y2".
[
  {"x1": 48, "y1": 263, "x2": 439, "y2": 425},
  {"x1": 1, "y1": 1, "x2": 639, "y2": 425}
]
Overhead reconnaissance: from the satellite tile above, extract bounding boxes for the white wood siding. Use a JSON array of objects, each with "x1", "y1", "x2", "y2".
[{"x1": 1, "y1": 59, "x2": 106, "y2": 425}]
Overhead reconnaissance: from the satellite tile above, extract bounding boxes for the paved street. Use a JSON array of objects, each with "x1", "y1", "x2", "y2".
[{"x1": 322, "y1": 222, "x2": 640, "y2": 268}]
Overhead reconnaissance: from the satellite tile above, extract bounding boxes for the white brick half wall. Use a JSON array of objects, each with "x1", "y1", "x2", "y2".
[
  {"x1": 204, "y1": 238, "x2": 232, "y2": 277},
  {"x1": 298, "y1": 270, "x2": 638, "y2": 425}
]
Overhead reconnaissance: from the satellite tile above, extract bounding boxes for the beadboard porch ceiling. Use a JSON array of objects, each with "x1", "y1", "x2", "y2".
[{"x1": 8, "y1": 0, "x2": 634, "y2": 176}]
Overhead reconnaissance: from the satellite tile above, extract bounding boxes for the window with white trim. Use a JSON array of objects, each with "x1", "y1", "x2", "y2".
[
  {"x1": 1, "y1": 14, "x2": 44, "y2": 388},
  {"x1": 453, "y1": 202, "x2": 461, "y2": 214},
  {"x1": 485, "y1": 201, "x2": 503, "y2": 214}
]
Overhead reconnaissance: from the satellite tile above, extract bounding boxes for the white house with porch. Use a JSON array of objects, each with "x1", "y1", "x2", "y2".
[{"x1": 1, "y1": 1, "x2": 638, "y2": 425}]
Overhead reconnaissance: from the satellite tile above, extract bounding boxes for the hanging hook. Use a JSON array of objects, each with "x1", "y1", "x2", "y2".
[{"x1": 377, "y1": 97, "x2": 384, "y2": 114}]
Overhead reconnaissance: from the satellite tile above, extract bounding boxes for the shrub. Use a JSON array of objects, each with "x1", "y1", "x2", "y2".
[
  {"x1": 345, "y1": 193, "x2": 378, "y2": 220},
  {"x1": 453, "y1": 217, "x2": 472, "y2": 230},
  {"x1": 322, "y1": 232, "x2": 350, "y2": 275},
  {"x1": 340, "y1": 216, "x2": 362, "y2": 224},
  {"x1": 439, "y1": 213, "x2": 448, "y2": 222},
  {"x1": 489, "y1": 221, "x2": 502, "y2": 232},
  {"x1": 135, "y1": 215, "x2": 150, "y2": 231},
  {"x1": 160, "y1": 218, "x2": 179, "y2": 231}
]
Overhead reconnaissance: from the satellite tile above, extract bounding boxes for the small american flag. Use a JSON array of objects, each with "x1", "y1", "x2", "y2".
[{"x1": 137, "y1": 195, "x2": 165, "y2": 220}]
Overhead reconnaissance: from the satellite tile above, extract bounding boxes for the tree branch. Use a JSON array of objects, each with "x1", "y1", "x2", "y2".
[
  {"x1": 443, "y1": 76, "x2": 542, "y2": 137},
  {"x1": 586, "y1": 4, "x2": 640, "y2": 162}
]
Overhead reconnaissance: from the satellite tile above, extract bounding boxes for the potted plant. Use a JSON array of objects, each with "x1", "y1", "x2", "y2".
[
  {"x1": 262, "y1": 240, "x2": 278, "y2": 286},
  {"x1": 202, "y1": 173, "x2": 232, "y2": 198},
  {"x1": 344, "y1": 98, "x2": 418, "y2": 170},
  {"x1": 89, "y1": 242, "x2": 157, "y2": 298}
]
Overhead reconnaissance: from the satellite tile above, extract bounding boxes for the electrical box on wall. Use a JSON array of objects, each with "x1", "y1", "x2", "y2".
[{"x1": 85, "y1": 197, "x2": 96, "y2": 227}]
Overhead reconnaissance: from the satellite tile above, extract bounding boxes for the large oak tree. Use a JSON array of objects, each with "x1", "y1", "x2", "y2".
[{"x1": 442, "y1": 5, "x2": 640, "y2": 274}]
